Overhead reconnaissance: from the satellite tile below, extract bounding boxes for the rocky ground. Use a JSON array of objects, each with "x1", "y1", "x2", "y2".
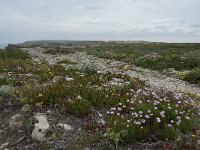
[
  {"x1": 1, "y1": 96, "x2": 168, "y2": 150},
  {"x1": 1, "y1": 47, "x2": 200, "y2": 150},
  {"x1": 0, "y1": 95, "x2": 113, "y2": 150},
  {"x1": 22, "y1": 47, "x2": 200, "y2": 96}
]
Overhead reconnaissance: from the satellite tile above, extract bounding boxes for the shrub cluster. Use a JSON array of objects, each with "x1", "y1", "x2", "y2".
[{"x1": 184, "y1": 68, "x2": 200, "y2": 84}]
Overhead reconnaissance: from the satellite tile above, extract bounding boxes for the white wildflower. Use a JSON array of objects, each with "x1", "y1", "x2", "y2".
[
  {"x1": 139, "y1": 111, "x2": 143, "y2": 114},
  {"x1": 160, "y1": 111, "x2": 165, "y2": 118},
  {"x1": 141, "y1": 119, "x2": 146, "y2": 123},
  {"x1": 156, "y1": 117, "x2": 161, "y2": 123}
]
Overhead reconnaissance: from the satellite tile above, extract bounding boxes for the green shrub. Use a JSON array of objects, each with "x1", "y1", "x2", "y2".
[
  {"x1": 82, "y1": 64, "x2": 97, "y2": 75},
  {"x1": 0, "y1": 85, "x2": 14, "y2": 96},
  {"x1": 67, "y1": 96, "x2": 91, "y2": 117},
  {"x1": 58, "y1": 59, "x2": 77, "y2": 64},
  {"x1": 0, "y1": 78, "x2": 14, "y2": 87},
  {"x1": 0, "y1": 48, "x2": 29, "y2": 60},
  {"x1": 184, "y1": 68, "x2": 200, "y2": 84},
  {"x1": 44, "y1": 48, "x2": 75, "y2": 55}
]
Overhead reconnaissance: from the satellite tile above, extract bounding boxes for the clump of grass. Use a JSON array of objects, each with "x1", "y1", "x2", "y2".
[{"x1": 67, "y1": 95, "x2": 91, "y2": 117}]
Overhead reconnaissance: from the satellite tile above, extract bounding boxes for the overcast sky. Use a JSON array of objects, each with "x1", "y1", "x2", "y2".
[{"x1": 0, "y1": 0, "x2": 200, "y2": 44}]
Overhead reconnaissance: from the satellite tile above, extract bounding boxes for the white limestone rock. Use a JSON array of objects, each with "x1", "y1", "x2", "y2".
[
  {"x1": 31, "y1": 113, "x2": 50, "y2": 142},
  {"x1": 57, "y1": 123, "x2": 74, "y2": 131}
]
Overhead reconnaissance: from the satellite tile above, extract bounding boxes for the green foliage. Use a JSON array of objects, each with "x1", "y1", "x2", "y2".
[
  {"x1": 135, "y1": 53, "x2": 200, "y2": 71},
  {"x1": 184, "y1": 68, "x2": 200, "y2": 84},
  {"x1": 44, "y1": 48, "x2": 75, "y2": 55},
  {"x1": 0, "y1": 85, "x2": 14, "y2": 96},
  {"x1": 176, "y1": 134, "x2": 184, "y2": 150},
  {"x1": 0, "y1": 78, "x2": 14, "y2": 87},
  {"x1": 40, "y1": 42, "x2": 200, "y2": 84},
  {"x1": 67, "y1": 96, "x2": 91, "y2": 117},
  {"x1": 19, "y1": 69, "x2": 144, "y2": 109},
  {"x1": 0, "y1": 48, "x2": 29, "y2": 60},
  {"x1": 104, "y1": 128, "x2": 128, "y2": 148},
  {"x1": 1, "y1": 45, "x2": 199, "y2": 147},
  {"x1": 82, "y1": 64, "x2": 97, "y2": 75},
  {"x1": 105, "y1": 90, "x2": 198, "y2": 143},
  {"x1": 57, "y1": 59, "x2": 77, "y2": 64}
]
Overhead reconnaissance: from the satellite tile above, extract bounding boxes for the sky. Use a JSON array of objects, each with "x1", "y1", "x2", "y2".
[{"x1": 0, "y1": 0, "x2": 200, "y2": 44}]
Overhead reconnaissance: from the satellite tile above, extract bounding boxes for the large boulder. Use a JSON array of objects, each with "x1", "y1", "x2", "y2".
[{"x1": 31, "y1": 113, "x2": 50, "y2": 142}]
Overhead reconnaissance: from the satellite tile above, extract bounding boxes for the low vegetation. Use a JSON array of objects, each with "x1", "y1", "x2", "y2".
[
  {"x1": 44, "y1": 42, "x2": 200, "y2": 84},
  {"x1": 184, "y1": 68, "x2": 200, "y2": 84},
  {"x1": 1, "y1": 46, "x2": 200, "y2": 149}
]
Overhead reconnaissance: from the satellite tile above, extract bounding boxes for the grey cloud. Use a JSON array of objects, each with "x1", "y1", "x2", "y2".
[{"x1": 0, "y1": 0, "x2": 199, "y2": 43}]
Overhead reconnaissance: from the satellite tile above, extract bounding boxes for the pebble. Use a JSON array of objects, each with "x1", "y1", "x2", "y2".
[{"x1": 57, "y1": 123, "x2": 74, "y2": 131}]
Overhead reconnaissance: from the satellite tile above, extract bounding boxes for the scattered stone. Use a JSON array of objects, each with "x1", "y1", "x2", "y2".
[
  {"x1": 57, "y1": 123, "x2": 74, "y2": 131},
  {"x1": 123, "y1": 65, "x2": 132, "y2": 71},
  {"x1": 108, "y1": 78, "x2": 130, "y2": 87},
  {"x1": 0, "y1": 142, "x2": 9, "y2": 149},
  {"x1": 52, "y1": 76, "x2": 62, "y2": 83},
  {"x1": 85, "y1": 147, "x2": 90, "y2": 150},
  {"x1": 162, "y1": 68, "x2": 177, "y2": 76},
  {"x1": 112, "y1": 78, "x2": 124, "y2": 83},
  {"x1": 31, "y1": 113, "x2": 50, "y2": 142},
  {"x1": 197, "y1": 139, "x2": 200, "y2": 149},
  {"x1": 65, "y1": 77, "x2": 74, "y2": 81},
  {"x1": 46, "y1": 110, "x2": 52, "y2": 114},
  {"x1": 9, "y1": 114, "x2": 24, "y2": 129}
]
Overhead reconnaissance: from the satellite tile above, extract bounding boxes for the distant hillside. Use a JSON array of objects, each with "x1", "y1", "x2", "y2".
[
  {"x1": 7, "y1": 40, "x2": 165, "y2": 49},
  {"x1": 9, "y1": 40, "x2": 106, "y2": 48}
]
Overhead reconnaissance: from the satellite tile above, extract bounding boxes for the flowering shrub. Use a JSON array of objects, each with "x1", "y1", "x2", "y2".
[{"x1": 104, "y1": 89, "x2": 198, "y2": 142}]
